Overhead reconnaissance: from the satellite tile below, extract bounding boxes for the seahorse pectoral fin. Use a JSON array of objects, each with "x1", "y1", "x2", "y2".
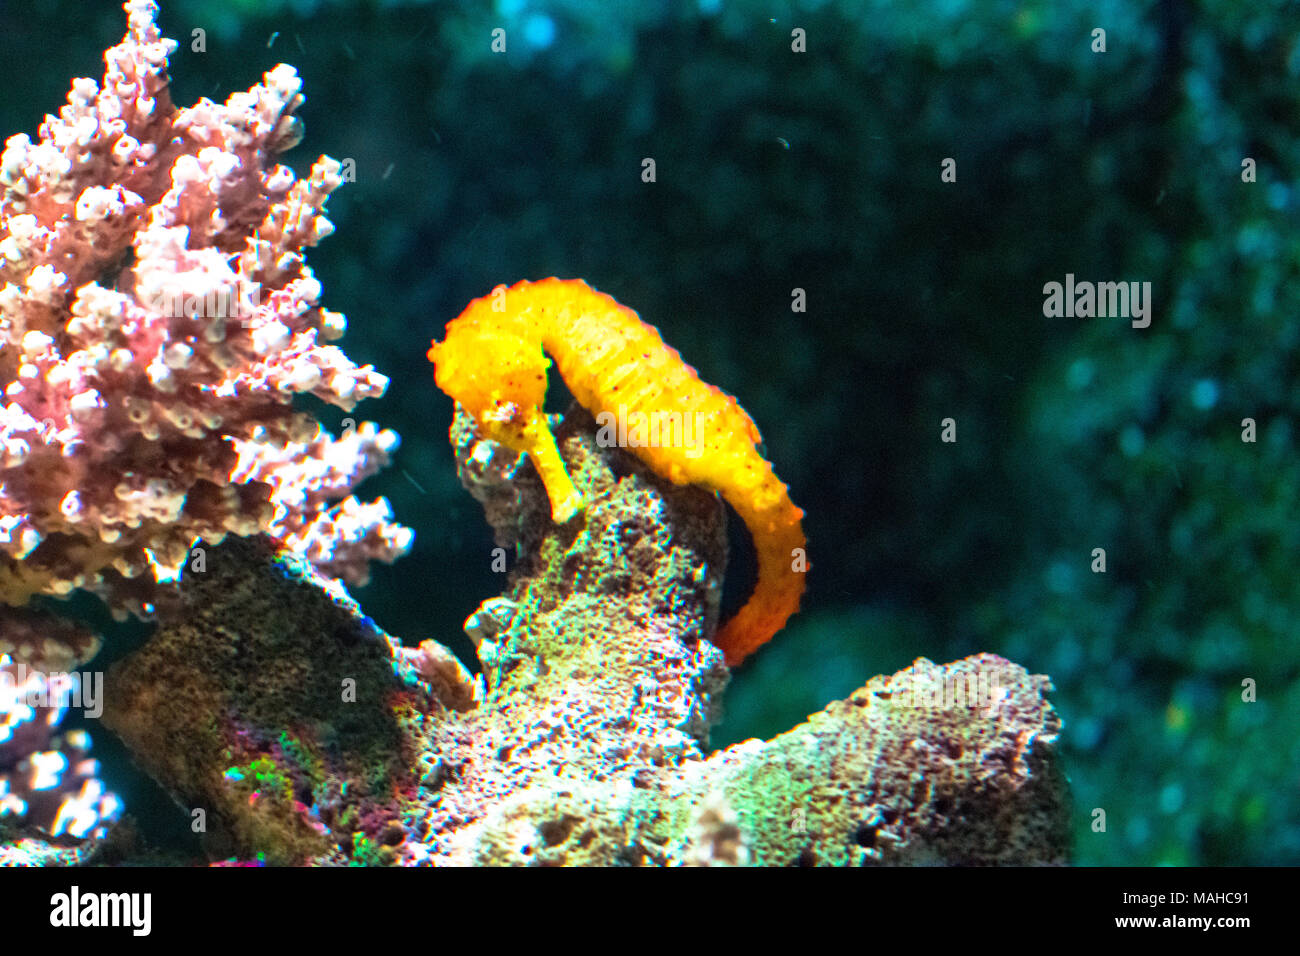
[{"x1": 520, "y1": 411, "x2": 585, "y2": 524}]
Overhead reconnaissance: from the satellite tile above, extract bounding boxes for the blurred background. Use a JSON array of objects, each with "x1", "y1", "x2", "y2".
[{"x1": 3, "y1": 0, "x2": 1299, "y2": 864}]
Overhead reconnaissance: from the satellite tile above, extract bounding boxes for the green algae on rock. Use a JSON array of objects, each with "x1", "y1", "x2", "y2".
[{"x1": 101, "y1": 536, "x2": 453, "y2": 865}]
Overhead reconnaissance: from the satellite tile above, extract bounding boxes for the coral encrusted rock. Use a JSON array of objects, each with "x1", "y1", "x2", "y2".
[{"x1": 99, "y1": 404, "x2": 1069, "y2": 865}]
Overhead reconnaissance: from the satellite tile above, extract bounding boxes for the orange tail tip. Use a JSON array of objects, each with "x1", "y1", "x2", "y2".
[{"x1": 428, "y1": 278, "x2": 807, "y2": 666}]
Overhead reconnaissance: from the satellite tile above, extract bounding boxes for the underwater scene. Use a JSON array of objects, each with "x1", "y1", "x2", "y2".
[{"x1": 0, "y1": 0, "x2": 1297, "y2": 877}]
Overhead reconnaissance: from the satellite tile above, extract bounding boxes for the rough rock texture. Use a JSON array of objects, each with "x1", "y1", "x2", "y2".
[
  {"x1": 96, "y1": 405, "x2": 1069, "y2": 865},
  {"x1": 673, "y1": 655, "x2": 1068, "y2": 866},
  {"x1": 396, "y1": 405, "x2": 732, "y2": 864},
  {"x1": 101, "y1": 536, "x2": 443, "y2": 865}
]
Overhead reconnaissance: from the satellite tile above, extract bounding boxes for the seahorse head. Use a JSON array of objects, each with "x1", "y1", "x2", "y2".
[{"x1": 428, "y1": 322, "x2": 550, "y2": 430}]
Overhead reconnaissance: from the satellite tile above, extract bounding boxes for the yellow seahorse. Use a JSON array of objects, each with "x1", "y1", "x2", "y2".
[{"x1": 428, "y1": 278, "x2": 805, "y2": 665}]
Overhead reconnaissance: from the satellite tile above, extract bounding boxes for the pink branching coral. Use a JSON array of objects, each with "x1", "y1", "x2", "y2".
[
  {"x1": 0, "y1": 608, "x2": 119, "y2": 841},
  {"x1": 0, "y1": 673, "x2": 122, "y2": 841},
  {"x1": 0, "y1": 0, "x2": 411, "y2": 617}
]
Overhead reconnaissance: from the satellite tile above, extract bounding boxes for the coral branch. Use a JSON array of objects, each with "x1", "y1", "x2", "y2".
[
  {"x1": 0, "y1": 0, "x2": 409, "y2": 617},
  {"x1": 1, "y1": 608, "x2": 118, "y2": 845}
]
